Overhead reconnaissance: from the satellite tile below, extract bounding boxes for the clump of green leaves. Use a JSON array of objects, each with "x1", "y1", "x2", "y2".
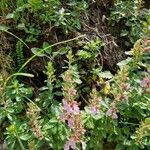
[
  {"x1": 5, "y1": 0, "x2": 87, "y2": 39},
  {"x1": 1, "y1": 37, "x2": 149, "y2": 149},
  {"x1": 0, "y1": 0, "x2": 150, "y2": 149},
  {"x1": 108, "y1": 0, "x2": 148, "y2": 45},
  {"x1": 77, "y1": 38, "x2": 103, "y2": 60}
]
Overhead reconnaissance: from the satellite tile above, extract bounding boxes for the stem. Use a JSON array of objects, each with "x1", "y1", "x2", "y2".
[
  {"x1": 4, "y1": 30, "x2": 29, "y2": 49},
  {"x1": 22, "y1": 95, "x2": 41, "y2": 111},
  {"x1": 18, "y1": 34, "x2": 86, "y2": 72},
  {"x1": 119, "y1": 121, "x2": 139, "y2": 126},
  {"x1": 17, "y1": 138, "x2": 26, "y2": 150},
  {"x1": 3, "y1": 73, "x2": 34, "y2": 90}
]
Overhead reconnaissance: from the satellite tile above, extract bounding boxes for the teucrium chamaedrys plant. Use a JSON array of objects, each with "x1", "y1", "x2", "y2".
[
  {"x1": 0, "y1": 38, "x2": 149, "y2": 149},
  {"x1": 60, "y1": 51, "x2": 86, "y2": 150},
  {"x1": 0, "y1": 0, "x2": 150, "y2": 149}
]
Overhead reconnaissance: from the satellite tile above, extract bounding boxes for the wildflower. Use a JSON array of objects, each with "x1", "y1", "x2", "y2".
[
  {"x1": 90, "y1": 105, "x2": 99, "y2": 115},
  {"x1": 61, "y1": 68, "x2": 85, "y2": 149},
  {"x1": 140, "y1": 76, "x2": 150, "y2": 93},
  {"x1": 72, "y1": 101, "x2": 80, "y2": 115},
  {"x1": 121, "y1": 83, "x2": 130, "y2": 91},
  {"x1": 63, "y1": 100, "x2": 72, "y2": 113},
  {"x1": 61, "y1": 100, "x2": 80, "y2": 128},
  {"x1": 140, "y1": 77, "x2": 150, "y2": 88},
  {"x1": 106, "y1": 108, "x2": 118, "y2": 119},
  {"x1": 116, "y1": 94, "x2": 128, "y2": 102},
  {"x1": 145, "y1": 38, "x2": 150, "y2": 45},
  {"x1": 63, "y1": 114, "x2": 86, "y2": 149},
  {"x1": 68, "y1": 88, "x2": 77, "y2": 97},
  {"x1": 68, "y1": 117, "x2": 75, "y2": 128},
  {"x1": 64, "y1": 138, "x2": 76, "y2": 150},
  {"x1": 88, "y1": 88, "x2": 101, "y2": 116},
  {"x1": 26, "y1": 102, "x2": 44, "y2": 140},
  {"x1": 144, "y1": 38, "x2": 150, "y2": 52},
  {"x1": 144, "y1": 46, "x2": 150, "y2": 52},
  {"x1": 106, "y1": 102, "x2": 118, "y2": 119}
]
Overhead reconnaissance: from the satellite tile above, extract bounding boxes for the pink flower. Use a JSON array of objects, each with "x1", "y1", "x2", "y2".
[
  {"x1": 68, "y1": 117, "x2": 74, "y2": 128},
  {"x1": 121, "y1": 83, "x2": 130, "y2": 91},
  {"x1": 72, "y1": 102, "x2": 80, "y2": 115},
  {"x1": 106, "y1": 108, "x2": 118, "y2": 119},
  {"x1": 59, "y1": 113, "x2": 65, "y2": 121},
  {"x1": 90, "y1": 106, "x2": 99, "y2": 115},
  {"x1": 62, "y1": 100, "x2": 80, "y2": 115},
  {"x1": 63, "y1": 100, "x2": 72, "y2": 113},
  {"x1": 112, "y1": 112, "x2": 118, "y2": 119},
  {"x1": 64, "y1": 139, "x2": 76, "y2": 150},
  {"x1": 140, "y1": 77, "x2": 150, "y2": 88},
  {"x1": 118, "y1": 94, "x2": 128, "y2": 102}
]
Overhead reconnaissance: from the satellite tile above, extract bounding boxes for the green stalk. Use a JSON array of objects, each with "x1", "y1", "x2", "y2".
[
  {"x1": 18, "y1": 34, "x2": 85, "y2": 72},
  {"x1": 3, "y1": 73, "x2": 34, "y2": 90},
  {"x1": 17, "y1": 138, "x2": 26, "y2": 150},
  {"x1": 4, "y1": 30, "x2": 29, "y2": 49}
]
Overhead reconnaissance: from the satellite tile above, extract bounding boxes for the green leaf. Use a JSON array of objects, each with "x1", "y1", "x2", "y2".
[
  {"x1": 125, "y1": 51, "x2": 133, "y2": 55},
  {"x1": 115, "y1": 143, "x2": 124, "y2": 150},
  {"x1": 17, "y1": 23, "x2": 25, "y2": 30},
  {"x1": 77, "y1": 50, "x2": 91, "y2": 59},
  {"x1": 19, "y1": 134, "x2": 30, "y2": 141},
  {"x1": 117, "y1": 58, "x2": 132, "y2": 67},
  {"x1": 54, "y1": 91, "x2": 62, "y2": 96},
  {"x1": 120, "y1": 30, "x2": 128, "y2": 37},
  {"x1": 99, "y1": 71, "x2": 113, "y2": 79},
  {"x1": 43, "y1": 42, "x2": 52, "y2": 55},
  {"x1": 74, "y1": 78, "x2": 82, "y2": 84},
  {"x1": 31, "y1": 48, "x2": 45, "y2": 57},
  {"x1": 0, "y1": 25, "x2": 9, "y2": 31},
  {"x1": 14, "y1": 73, "x2": 34, "y2": 77},
  {"x1": 6, "y1": 13, "x2": 14, "y2": 19},
  {"x1": 59, "y1": 47, "x2": 69, "y2": 55},
  {"x1": 0, "y1": 108, "x2": 5, "y2": 123},
  {"x1": 145, "y1": 118, "x2": 150, "y2": 124}
]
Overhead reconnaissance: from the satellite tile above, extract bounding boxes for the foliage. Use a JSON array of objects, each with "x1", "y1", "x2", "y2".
[
  {"x1": 0, "y1": 36, "x2": 149, "y2": 149},
  {"x1": 0, "y1": 0, "x2": 150, "y2": 150},
  {"x1": 108, "y1": 0, "x2": 148, "y2": 45},
  {"x1": 4, "y1": 0, "x2": 87, "y2": 42}
]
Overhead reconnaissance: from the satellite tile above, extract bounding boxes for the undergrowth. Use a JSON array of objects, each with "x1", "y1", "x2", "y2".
[{"x1": 0, "y1": 0, "x2": 150, "y2": 150}]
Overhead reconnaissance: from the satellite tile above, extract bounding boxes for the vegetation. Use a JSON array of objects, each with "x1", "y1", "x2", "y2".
[{"x1": 0, "y1": 0, "x2": 150, "y2": 149}]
